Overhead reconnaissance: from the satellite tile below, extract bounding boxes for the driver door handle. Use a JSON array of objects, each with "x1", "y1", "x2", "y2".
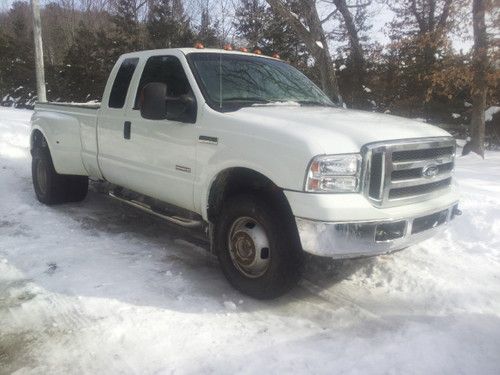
[{"x1": 124, "y1": 121, "x2": 131, "y2": 140}]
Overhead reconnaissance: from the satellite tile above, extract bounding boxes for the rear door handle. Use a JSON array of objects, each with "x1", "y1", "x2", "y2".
[{"x1": 124, "y1": 121, "x2": 131, "y2": 139}]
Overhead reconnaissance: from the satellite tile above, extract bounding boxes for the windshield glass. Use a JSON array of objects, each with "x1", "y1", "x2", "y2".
[{"x1": 187, "y1": 53, "x2": 335, "y2": 111}]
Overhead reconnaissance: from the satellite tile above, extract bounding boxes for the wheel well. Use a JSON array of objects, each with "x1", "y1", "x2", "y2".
[
  {"x1": 30, "y1": 129, "x2": 47, "y2": 155},
  {"x1": 207, "y1": 168, "x2": 293, "y2": 223}
]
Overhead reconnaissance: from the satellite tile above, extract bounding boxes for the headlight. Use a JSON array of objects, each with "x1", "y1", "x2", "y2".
[{"x1": 305, "y1": 154, "x2": 362, "y2": 193}]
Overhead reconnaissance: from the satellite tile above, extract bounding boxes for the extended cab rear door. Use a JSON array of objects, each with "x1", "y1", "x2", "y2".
[{"x1": 98, "y1": 52, "x2": 198, "y2": 212}]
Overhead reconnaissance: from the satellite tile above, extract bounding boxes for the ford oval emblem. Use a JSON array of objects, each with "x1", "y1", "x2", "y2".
[{"x1": 422, "y1": 163, "x2": 439, "y2": 178}]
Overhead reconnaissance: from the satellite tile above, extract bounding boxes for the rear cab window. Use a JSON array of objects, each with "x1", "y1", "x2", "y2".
[{"x1": 108, "y1": 58, "x2": 139, "y2": 109}]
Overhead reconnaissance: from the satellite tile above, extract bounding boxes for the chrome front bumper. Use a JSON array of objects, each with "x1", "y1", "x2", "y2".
[{"x1": 296, "y1": 202, "x2": 460, "y2": 258}]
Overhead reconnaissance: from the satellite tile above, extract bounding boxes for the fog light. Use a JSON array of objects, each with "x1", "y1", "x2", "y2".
[{"x1": 375, "y1": 221, "x2": 406, "y2": 242}]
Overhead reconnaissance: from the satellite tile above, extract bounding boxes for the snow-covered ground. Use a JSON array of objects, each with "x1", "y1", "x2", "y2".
[{"x1": 1, "y1": 107, "x2": 499, "y2": 374}]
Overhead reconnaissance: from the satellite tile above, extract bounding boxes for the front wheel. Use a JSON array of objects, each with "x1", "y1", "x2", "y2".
[{"x1": 214, "y1": 194, "x2": 303, "y2": 299}]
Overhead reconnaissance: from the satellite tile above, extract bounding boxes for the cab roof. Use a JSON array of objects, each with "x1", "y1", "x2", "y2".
[{"x1": 120, "y1": 47, "x2": 278, "y2": 61}]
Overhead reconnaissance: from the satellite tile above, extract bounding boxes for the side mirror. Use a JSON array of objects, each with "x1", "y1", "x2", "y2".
[
  {"x1": 166, "y1": 94, "x2": 197, "y2": 123},
  {"x1": 140, "y1": 82, "x2": 167, "y2": 120}
]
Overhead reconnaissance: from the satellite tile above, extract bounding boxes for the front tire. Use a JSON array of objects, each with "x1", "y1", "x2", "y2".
[
  {"x1": 214, "y1": 194, "x2": 303, "y2": 299},
  {"x1": 32, "y1": 145, "x2": 88, "y2": 205}
]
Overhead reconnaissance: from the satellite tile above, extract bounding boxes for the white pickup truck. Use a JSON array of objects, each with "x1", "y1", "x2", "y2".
[{"x1": 30, "y1": 48, "x2": 460, "y2": 298}]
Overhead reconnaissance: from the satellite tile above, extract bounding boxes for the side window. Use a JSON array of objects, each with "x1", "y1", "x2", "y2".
[
  {"x1": 108, "y1": 58, "x2": 139, "y2": 109},
  {"x1": 134, "y1": 55, "x2": 191, "y2": 109}
]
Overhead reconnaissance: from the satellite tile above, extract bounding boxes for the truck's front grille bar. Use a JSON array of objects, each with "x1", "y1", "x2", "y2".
[{"x1": 362, "y1": 137, "x2": 456, "y2": 207}]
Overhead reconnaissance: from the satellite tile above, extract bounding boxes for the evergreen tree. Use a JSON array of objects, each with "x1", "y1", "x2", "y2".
[
  {"x1": 146, "y1": 0, "x2": 194, "y2": 48},
  {"x1": 0, "y1": 1, "x2": 36, "y2": 106},
  {"x1": 112, "y1": 0, "x2": 144, "y2": 51},
  {"x1": 235, "y1": 0, "x2": 310, "y2": 68},
  {"x1": 196, "y1": 8, "x2": 219, "y2": 47}
]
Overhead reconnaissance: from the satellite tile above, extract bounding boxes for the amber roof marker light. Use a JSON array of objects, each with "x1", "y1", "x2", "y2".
[
  {"x1": 272, "y1": 53, "x2": 281, "y2": 59},
  {"x1": 223, "y1": 44, "x2": 233, "y2": 51},
  {"x1": 194, "y1": 42, "x2": 205, "y2": 49},
  {"x1": 253, "y1": 49, "x2": 262, "y2": 55},
  {"x1": 239, "y1": 47, "x2": 248, "y2": 52}
]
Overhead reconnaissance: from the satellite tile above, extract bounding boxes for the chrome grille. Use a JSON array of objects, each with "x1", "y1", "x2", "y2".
[{"x1": 362, "y1": 138, "x2": 456, "y2": 207}]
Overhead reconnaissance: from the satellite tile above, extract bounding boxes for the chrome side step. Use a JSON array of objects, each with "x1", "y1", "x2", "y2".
[{"x1": 109, "y1": 191, "x2": 203, "y2": 228}]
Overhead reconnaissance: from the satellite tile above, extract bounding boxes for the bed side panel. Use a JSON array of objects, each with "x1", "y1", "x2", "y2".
[{"x1": 31, "y1": 106, "x2": 91, "y2": 176}]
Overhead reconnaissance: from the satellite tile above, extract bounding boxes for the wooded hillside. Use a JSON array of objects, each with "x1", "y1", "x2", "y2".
[{"x1": 0, "y1": 0, "x2": 498, "y2": 142}]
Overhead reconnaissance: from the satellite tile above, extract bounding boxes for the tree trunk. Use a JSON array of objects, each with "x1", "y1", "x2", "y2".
[
  {"x1": 333, "y1": 0, "x2": 365, "y2": 107},
  {"x1": 266, "y1": 0, "x2": 342, "y2": 103},
  {"x1": 469, "y1": 0, "x2": 488, "y2": 157}
]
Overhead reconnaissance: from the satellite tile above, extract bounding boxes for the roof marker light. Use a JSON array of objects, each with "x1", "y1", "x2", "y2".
[
  {"x1": 223, "y1": 44, "x2": 233, "y2": 51},
  {"x1": 253, "y1": 49, "x2": 262, "y2": 55},
  {"x1": 272, "y1": 53, "x2": 280, "y2": 59},
  {"x1": 239, "y1": 47, "x2": 248, "y2": 52},
  {"x1": 194, "y1": 42, "x2": 205, "y2": 49}
]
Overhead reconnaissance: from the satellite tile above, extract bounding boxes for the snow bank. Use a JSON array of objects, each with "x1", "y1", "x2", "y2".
[
  {"x1": 0, "y1": 107, "x2": 499, "y2": 374},
  {"x1": 485, "y1": 106, "x2": 500, "y2": 122}
]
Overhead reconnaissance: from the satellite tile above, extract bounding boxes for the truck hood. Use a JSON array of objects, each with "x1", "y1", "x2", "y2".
[{"x1": 229, "y1": 105, "x2": 451, "y2": 154}]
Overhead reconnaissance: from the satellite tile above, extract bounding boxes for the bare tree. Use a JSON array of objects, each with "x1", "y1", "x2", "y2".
[
  {"x1": 467, "y1": 0, "x2": 488, "y2": 157},
  {"x1": 323, "y1": 0, "x2": 368, "y2": 106},
  {"x1": 266, "y1": 0, "x2": 342, "y2": 102}
]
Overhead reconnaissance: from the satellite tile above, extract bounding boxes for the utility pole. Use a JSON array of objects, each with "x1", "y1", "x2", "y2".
[
  {"x1": 31, "y1": 0, "x2": 47, "y2": 102},
  {"x1": 469, "y1": 0, "x2": 488, "y2": 157}
]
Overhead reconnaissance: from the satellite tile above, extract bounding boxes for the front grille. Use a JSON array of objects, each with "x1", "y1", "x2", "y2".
[{"x1": 364, "y1": 138, "x2": 456, "y2": 207}]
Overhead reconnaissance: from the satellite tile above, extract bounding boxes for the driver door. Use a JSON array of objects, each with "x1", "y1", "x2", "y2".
[{"x1": 120, "y1": 54, "x2": 198, "y2": 211}]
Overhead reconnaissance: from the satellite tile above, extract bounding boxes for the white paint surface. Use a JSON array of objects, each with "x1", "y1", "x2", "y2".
[{"x1": 1, "y1": 107, "x2": 499, "y2": 374}]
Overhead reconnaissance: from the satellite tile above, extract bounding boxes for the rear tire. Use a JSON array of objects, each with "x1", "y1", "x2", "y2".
[
  {"x1": 32, "y1": 145, "x2": 88, "y2": 205},
  {"x1": 214, "y1": 193, "x2": 303, "y2": 299}
]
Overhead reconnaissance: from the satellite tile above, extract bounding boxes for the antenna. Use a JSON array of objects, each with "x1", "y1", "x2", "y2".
[{"x1": 219, "y1": 53, "x2": 222, "y2": 109}]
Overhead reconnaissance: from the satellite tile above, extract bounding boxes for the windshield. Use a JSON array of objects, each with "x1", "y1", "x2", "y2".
[{"x1": 187, "y1": 53, "x2": 335, "y2": 112}]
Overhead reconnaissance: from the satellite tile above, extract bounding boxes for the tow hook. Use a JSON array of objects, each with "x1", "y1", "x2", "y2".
[{"x1": 452, "y1": 205, "x2": 462, "y2": 218}]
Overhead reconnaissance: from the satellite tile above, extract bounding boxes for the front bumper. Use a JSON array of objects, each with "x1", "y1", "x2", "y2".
[{"x1": 296, "y1": 202, "x2": 460, "y2": 258}]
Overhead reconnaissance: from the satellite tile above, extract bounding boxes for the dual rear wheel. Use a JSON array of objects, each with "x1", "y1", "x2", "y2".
[{"x1": 32, "y1": 145, "x2": 88, "y2": 205}]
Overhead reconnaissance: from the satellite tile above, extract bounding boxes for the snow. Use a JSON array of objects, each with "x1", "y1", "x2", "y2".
[
  {"x1": 1, "y1": 107, "x2": 500, "y2": 374},
  {"x1": 315, "y1": 41, "x2": 324, "y2": 49},
  {"x1": 363, "y1": 85, "x2": 372, "y2": 93},
  {"x1": 452, "y1": 113, "x2": 461, "y2": 119},
  {"x1": 252, "y1": 101, "x2": 300, "y2": 107},
  {"x1": 485, "y1": 106, "x2": 500, "y2": 122},
  {"x1": 338, "y1": 64, "x2": 347, "y2": 71}
]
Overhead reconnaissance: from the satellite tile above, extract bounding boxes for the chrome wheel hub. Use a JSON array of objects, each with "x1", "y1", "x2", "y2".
[{"x1": 228, "y1": 217, "x2": 271, "y2": 278}]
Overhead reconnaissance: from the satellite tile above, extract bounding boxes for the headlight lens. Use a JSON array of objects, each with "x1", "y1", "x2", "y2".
[{"x1": 305, "y1": 154, "x2": 362, "y2": 193}]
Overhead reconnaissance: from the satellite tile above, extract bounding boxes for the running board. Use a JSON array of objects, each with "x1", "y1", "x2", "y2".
[{"x1": 108, "y1": 191, "x2": 203, "y2": 228}]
